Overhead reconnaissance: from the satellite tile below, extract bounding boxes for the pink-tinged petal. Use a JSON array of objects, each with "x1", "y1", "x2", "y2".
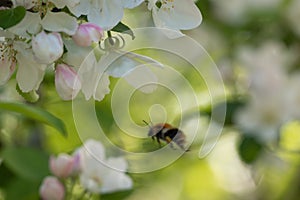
[
  {"x1": 39, "y1": 176, "x2": 65, "y2": 200},
  {"x1": 72, "y1": 23, "x2": 103, "y2": 47},
  {"x1": 55, "y1": 64, "x2": 81, "y2": 100},
  {"x1": 49, "y1": 153, "x2": 74, "y2": 178}
]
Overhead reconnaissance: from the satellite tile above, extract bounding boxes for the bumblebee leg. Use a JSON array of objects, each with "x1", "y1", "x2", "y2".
[
  {"x1": 156, "y1": 136, "x2": 161, "y2": 147},
  {"x1": 151, "y1": 136, "x2": 155, "y2": 141}
]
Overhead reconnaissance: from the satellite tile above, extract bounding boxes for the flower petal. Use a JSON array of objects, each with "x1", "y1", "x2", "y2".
[
  {"x1": 68, "y1": 1, "x2": 90, "y2": 17},
  {"x1": 101, "y1": 172, "x2": 132, "y2": 193},
  {"x1": 16, "y1": 51, "x2": 46, "y2": 92},
  {"x1": 105, "y1": 50, "x2": 163, "y2": 77},
  {"x1": 122, "y1": 0, "x2": 144, "y2": 8},
  {"x1": 152, "y1": 0, "x2": 202, "y2": 38},
  {"x1": 78, "y1": 52, "x2": 100, "y2": 100},
  {"x1": 124, "y1": 65, "x2": 158, "y2": 93},
  {"x1": 63, "y1": 39, "x2": 93, "y2": 68},
  {"x1": 50, "y1": 0, "x2": 80, "y2": 8},
  {"x1": 88, "y1": 0, "x2": 124, "y2": 30},
  {"x1": 9, "y1": 12, "x2": 42, "y2": 38},
  {"x1": 93, "y1": 72, "x2": 110, "y2": 101},
  {"x1": 41, "y1": 12, "x2": 78, "y2": 35}
]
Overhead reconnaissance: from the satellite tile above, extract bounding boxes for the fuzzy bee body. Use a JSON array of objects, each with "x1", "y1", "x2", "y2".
[{"x1": 145, "y1": 122, "x2": 188, "y2": 151}]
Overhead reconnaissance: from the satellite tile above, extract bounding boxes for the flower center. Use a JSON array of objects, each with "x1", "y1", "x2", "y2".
[
  {"x1": 0, "y1": 39, "x2": 16, "y2": 63},
  {"x1": 160, "y1": 0, "x2": 175, "y2": 12}
]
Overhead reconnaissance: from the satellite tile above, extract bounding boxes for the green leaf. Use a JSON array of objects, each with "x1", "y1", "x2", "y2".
[
  {"x1": 111, "y1": 22, "x2": 135, "y2": 39},
  {"x1": 0, "y1": 163, "x2": 15, "y2": 188},
  {"x1": 16, "y1": 84, "x2": 39, "y2": 103},
  {"x1": 5, "y1": 178, "x2": 40, "y2": 200},
  {"x1": 0, "y1": 102, "x2": 67, "y2": 136},
  {"x1": 238, "y1": 135, "x2": 263, "y2": 164},
  {"x1": 0, "y1": 6, "x2": 26, "y2": 29},
  {"x1": 101, "y1": 190, "x2": 133, "y2": 200},
  {"x1": 1, "y1": 147, "x2": 49, "y2": 181}
]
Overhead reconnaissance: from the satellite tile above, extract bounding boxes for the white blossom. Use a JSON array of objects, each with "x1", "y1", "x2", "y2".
[
  {"x1": 32, "y1": 31, "x2": 64, "y2": 64},
  {"x1": 234, "y1": 42, "x2": 291, "y2": 142},
  {"x1": 77, "y1": 139, "x2": 133, "y2": 194},
  {"x1": 147, "y1": 0, "x2": 202, "y2": 38}
]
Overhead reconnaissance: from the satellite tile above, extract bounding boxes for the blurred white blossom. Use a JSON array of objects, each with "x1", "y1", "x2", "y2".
[
  {"x1": 76, "y1": 139, "x2": 133, "y2": 193},
  {"x1": 235, "y1": 42, "x2": 292, "y2": 142},
  {"x1": 210, "y1": 0, "x2": 280, "y2": 25}
]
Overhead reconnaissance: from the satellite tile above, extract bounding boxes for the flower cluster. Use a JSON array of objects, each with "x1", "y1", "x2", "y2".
[
  {"x1": 0, "y1": 0, "x2": 202, "y2": 101},
  {"x1": 39, "y1": 139, "x2": 132, "y2": 200},
  {"x1": 234, "y1": 41, "x2": 300, "y2": 142}
]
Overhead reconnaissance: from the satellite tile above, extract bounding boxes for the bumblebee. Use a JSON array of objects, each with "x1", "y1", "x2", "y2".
[{"x1": 143, "y1": 120, "x2": 189, "y2": 151}]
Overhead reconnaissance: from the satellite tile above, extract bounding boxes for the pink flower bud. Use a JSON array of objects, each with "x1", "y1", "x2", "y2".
[
  {"x1": 39, "y1": 176, "x2": 65, "y2": 200},
  {"x1": 32, "y1": 31, "x2": 63, "y2": 64},
  {"x1": 55, "y1": 64, "x2": 81, "y2": 100},
  {"x1": 0, "y1": 57, "x2": 16, "y2": 85},
  {"x1": 49, "y1": 153, "x2": 74, "y2": 178},
  {"x1": 71, "y1": 151, "x2": 81, "y2": 175},
  {"x1": 72, "y1": 23, "x2": 103, "y2": 47}
]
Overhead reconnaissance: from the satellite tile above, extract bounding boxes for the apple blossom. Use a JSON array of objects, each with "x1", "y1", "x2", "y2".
[
  {"x1": 62, "y1": 0, "x2": 145, "y2": 31},
  {"x1": 9, "y1": 3, "x2": 78, "y2": 38},
  {"x1": 78, "y1": 39, "x2": 162, "y2": 101},
  {"x1": 55, "y1": 64, "x2": 81, "y2": 100},
  {"x1": 32, "y1": 31, "x2": 64, "y2": 64},
  {"x1": 234, "y1": 42, "x2": 291, "y2": 142},
  {"x1": 72, "y1": 23, "x2": 103, "y2": 47},
  {"x1": 49, "y1": 153, "x2": 74, "y2": 178},
  {"x1": 76, "y1": 139, "x2": 133, "y2": 193},
  {"x1": 39, "y1": 176, "x2": 65, "y2": 200},
  {"x1": 147, "y1": 0, "x2": 202, "y2": 38}
]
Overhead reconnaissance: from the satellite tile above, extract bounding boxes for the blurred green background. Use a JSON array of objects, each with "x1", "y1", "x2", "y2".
[{"x1": 1, "y1": 0, "x2": 300, "y2": 199}]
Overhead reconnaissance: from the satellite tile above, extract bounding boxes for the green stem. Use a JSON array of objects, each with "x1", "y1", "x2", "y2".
[{"x1": 107, "y1": 31, "x2": 114, "y2": 45}]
